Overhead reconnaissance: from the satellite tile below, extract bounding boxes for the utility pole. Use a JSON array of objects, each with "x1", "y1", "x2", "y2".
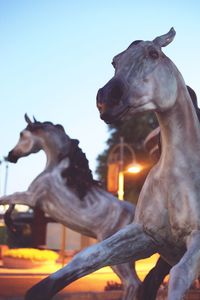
[{"x1": 4, "y1": 161, "x2": 9, "y2": 195}]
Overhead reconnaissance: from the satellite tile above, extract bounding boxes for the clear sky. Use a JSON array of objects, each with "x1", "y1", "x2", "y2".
[{"x1": 0, "y1": 0, "x2": 200, "y2": 196}]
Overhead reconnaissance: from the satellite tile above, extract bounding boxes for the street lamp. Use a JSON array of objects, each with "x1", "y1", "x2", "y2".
[
  {"x1": 3, "y1": 161, "x2": 9, "y2": 196},
  {"x1": 0, "y1": 159, "x2": 9, "y2": 215},
  {"x1": 107, "y1": 137, "x2": 142, "y2": 200}
]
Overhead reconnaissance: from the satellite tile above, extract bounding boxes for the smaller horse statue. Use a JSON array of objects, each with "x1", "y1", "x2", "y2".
[{"x1": 0, "y1": 114, "x2": 167, "y2": 300}]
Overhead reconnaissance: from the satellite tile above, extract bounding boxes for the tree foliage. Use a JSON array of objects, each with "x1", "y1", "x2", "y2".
[{"x1": 95, "y1": 112, "x2": 158, "y2": 205}]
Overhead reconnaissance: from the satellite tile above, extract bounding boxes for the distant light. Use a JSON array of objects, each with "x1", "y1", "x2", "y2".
[
  {"x1": 0, "y1": 205, "x2": 8, "y2": 215},
  {"x1": 127, "y1": 163, "x2": 143, "y2": 174},
  {"x1": 15, "y1": 205, "x2": 30, "y2": 212}
]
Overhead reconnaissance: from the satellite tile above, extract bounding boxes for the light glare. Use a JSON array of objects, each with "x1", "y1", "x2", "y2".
[{"x1": 128, "y1": 164, "x2": 143, "y2": 174}]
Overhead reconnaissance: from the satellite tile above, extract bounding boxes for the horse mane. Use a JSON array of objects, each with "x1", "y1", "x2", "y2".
[
  {"x1": 25, "y1": 120, "x2": 100, "y2": 199},
  {"x1": 187, "y1": 85, "x2": 200, "y2": 121},
  {"x1": 128, "y1": 40, "x2": 143, "y2": 48},
  {"x1": 61, "y1": 139, "x2": 100, "y2": 199},
  {"x1": 25, "y1": 121, "x2": 63, "y2": 132}
]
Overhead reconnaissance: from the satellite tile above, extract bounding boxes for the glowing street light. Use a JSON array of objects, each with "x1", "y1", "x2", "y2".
[
  {"x1": 127, "y1": 163, "x2": 143, "y2": 174},
  {"x1": 107, "y1": 137, "x2": 142, "y2": 200}
]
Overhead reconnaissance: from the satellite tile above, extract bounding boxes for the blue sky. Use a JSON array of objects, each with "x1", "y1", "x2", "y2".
[{"x1": 0, "y1": 0, "x2": 200, "y2": 195}]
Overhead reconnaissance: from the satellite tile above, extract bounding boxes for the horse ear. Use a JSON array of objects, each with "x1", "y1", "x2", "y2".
[
  {"x1": 24, "y1": 113, "x2": 32, "y2": 124},
  {"x1": 33, "y1": 116, "x2": 37, "y2": 123},
  {"x1": 153, "y1": 27, "x2": 176, "y2": 48},
  {"x1": 71, "y1": 139, "x2": 80, "y2": 146}
]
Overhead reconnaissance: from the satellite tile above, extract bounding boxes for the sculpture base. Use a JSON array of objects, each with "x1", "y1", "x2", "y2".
[
  {"x1": 156, "y1": 288, "x2": 200, "y2": 300},
  {"x1": 2, "y1": 256, "x2": 56, "y2": 269}
]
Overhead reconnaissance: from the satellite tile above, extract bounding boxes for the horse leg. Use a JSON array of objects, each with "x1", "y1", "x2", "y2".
[
  {"x1": 109, "y1": 256, "x2": 171, "y2": 300},
  {"x1": 0, "y1": 191, "x2": 34, "y2": 206},
  {"x1": 168, "y1": 230, "x2": 200, "y2": 300},
  {"x1": 137, "y1": 256, "x2": 171, "y2": 300},
  {"x1": 25, "y1": 223, "x2": 156, "y2": 300},
  {"x1": 111, "y1": 262, "x2": 141, "y2": 300}
]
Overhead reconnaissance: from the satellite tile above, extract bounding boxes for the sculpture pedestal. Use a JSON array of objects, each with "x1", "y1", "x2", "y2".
[
  {"x1": 2, "y1": 256, "x2": 56, "y2": 269},
  {"x1": 156, "y1": 289, "x2": 200, "y2": 300}
]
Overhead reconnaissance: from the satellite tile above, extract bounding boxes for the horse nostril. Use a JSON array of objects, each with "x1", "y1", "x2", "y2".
[
  {"x1": 109, "y1": 82, "x2": 124, "y2": 105},
  {"x1": 6, "y1": 151, "x2": 18, "y2": 163},
  {"x1": 97, "y1": 78, "x2": 125, "y2": 110},
  {"x1": 96, "y1": 89, "x2": 104, "y2": 111},
  {"x1": 105, "y1": 78, "x2": 125, "y2": 107}
]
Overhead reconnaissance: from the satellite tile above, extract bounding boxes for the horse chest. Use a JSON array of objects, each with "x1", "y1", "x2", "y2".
[
  {"x1": 168, "y1": 192, "x2": 200, "y2": 239},
  {"x1": 136, "y1": 174, "x2": 200, "y2": 247}
]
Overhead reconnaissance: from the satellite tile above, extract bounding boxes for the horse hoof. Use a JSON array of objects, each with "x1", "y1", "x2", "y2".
[{"x1": 25, "y1": 278, "x2": 51, "y2": 300}]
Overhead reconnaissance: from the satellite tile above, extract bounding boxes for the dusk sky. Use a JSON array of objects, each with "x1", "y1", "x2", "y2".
[{"x1": 0, "y1": 0, "x2": 200, "y2": 196}]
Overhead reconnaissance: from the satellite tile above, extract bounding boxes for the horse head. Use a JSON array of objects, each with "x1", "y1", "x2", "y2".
[
  {"x1": 96, "y1": 28, "x2": 178, "y2": 124},
  {"x1": 6, "y1": 114, "x2": 98, "y2": 199},
  {"x1": 6, "y1": 114, "x2": 71, "y2": 164},
  {"x1": 6, "y1": 114, "x2": 42, "y2": 163}
]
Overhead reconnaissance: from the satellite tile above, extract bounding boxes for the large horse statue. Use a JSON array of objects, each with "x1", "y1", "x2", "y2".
[
  {"x1": 96, "y1": 27, "x2": 200, "y2": 299},
  {"x1": 1, "y1": 114, "x2": 167, "y2": 300},
  {"x1": 24, "y1": 28, "x2": 200, "y2": 300}
]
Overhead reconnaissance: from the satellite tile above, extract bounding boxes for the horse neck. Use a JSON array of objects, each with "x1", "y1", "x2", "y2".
[
  {"x1": 156, "y1": 87, "x2": 200, "y2": 164},
  {"x1": 41, "y1": 136, "x2": 68, "y2": 170}
]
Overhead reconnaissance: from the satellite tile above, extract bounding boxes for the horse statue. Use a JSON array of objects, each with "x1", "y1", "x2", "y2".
[
  {"x1": 96, "y1": 27, "x2": 200, "y2": 299},
  {"x1": 24, "y1": 28, "x2": 200, "y2": 300},
  {"x1": 1, "y1": 114, "x2": 167, "y2": 300}
]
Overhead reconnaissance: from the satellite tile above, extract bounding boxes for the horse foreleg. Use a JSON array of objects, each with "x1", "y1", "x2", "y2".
[
  {"x1": 137, "y1": 256, "x2": 171, "y2": 300},
  {"x1": 168, "y1": 230, "x2": 200, "y2": 300},
  {"x1": 111, "y1": 262, "x2": 141, "y2": 300},
  {"x1": 25, "y1": 223, "x2": 156, "y2": 300},
  {"x1": 0, "y1": 191, "x2": 34, "y2": 207}
]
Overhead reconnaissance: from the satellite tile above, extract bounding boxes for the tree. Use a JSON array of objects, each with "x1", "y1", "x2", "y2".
[{"x1": 95, "y1": 112, "x2": 158, "y2": 205}]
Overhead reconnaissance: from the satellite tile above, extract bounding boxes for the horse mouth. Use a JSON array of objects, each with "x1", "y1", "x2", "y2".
[
  {"x1": 5, "y1": 154, "x2": 18, "y2": 163},
  {"x1": 100, "y1": 106, "x2": 130, "y2": 124}
]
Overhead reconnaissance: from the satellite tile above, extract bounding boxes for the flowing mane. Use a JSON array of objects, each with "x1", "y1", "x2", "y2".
[
  {"x1": 61, "y1": 138, "x2": 100, "y2": 199},
  {"x1": 25, "y1": 120, "x2": 99, "y2": 199},
  {"x1": 25, "y1": 120, "x2": 65, "y2": 132}
]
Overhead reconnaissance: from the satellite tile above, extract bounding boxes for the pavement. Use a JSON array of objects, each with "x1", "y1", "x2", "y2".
[
  {"x1": 0, "y1": 255, "x2": 171, "y2": 300},
  {"x1": 0, "y1": 253, "x2": 162, "y2": 299},
  {"x1": 0, "y1": 254, "x2": 200, "y2": 300}
]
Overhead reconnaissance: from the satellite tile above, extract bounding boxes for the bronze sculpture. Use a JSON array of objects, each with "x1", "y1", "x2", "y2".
[{"x1": 11, "y1": 28, "x2": 199, "y2": 300}]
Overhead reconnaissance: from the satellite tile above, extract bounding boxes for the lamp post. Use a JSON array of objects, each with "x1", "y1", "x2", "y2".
[
  {"x1": 4, "y1": 161, "x2": 9, "y2": 196},
  {"x1": 107, "y1": 137, "x2": 142, "y2": 200},
  {"x1": 0, "y1": 159, "x2": 2, "y2": 197}
]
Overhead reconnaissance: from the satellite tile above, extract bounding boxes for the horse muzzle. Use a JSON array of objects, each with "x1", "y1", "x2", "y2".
[
  {"x1": 6, "y1": 151, "x2": 19, "y2": 163},
  {"x1": 96, "y1": 77, "x2": 129, "y2": 124}
]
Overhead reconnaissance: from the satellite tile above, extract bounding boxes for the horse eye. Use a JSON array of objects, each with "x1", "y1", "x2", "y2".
[{"x1": 149, "y1": 49, "x2": 159, "y2": 59}]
